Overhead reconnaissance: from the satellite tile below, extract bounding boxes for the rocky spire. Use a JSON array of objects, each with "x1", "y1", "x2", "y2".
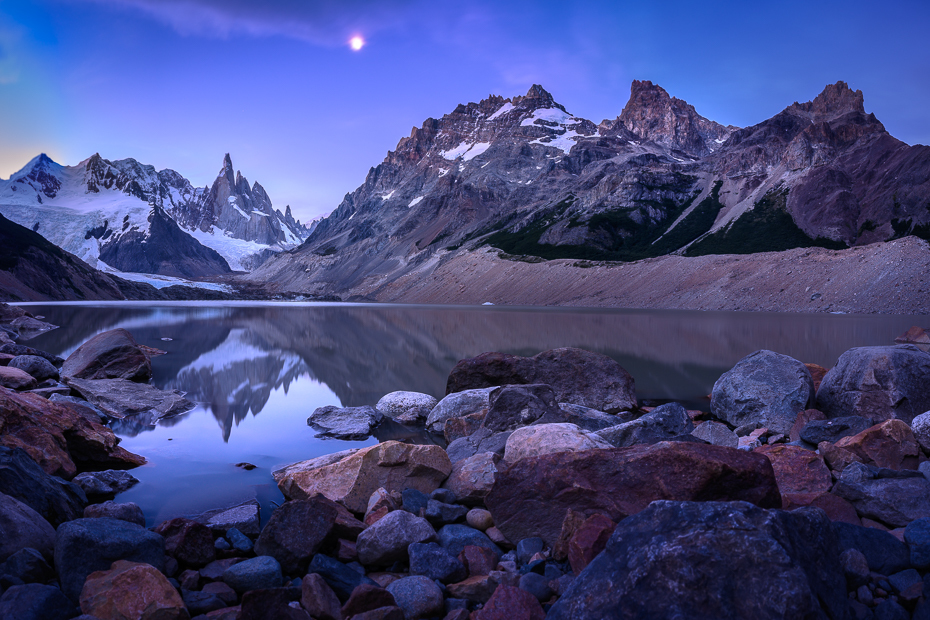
[{"x1": 788, "y1": 81, "x2": 866, "y2": 122}]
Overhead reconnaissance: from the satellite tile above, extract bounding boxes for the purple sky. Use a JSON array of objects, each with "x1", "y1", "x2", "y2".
[{"x1": 1, "y1": 0, "x2": 928, "y2": 222}]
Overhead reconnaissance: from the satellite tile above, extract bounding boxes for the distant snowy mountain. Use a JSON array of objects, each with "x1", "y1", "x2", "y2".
[{"x1": 0, "y1": 153, "x2": 312, "y2": 275}]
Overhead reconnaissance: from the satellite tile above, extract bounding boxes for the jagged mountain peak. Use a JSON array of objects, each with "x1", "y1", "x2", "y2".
[
  {"x1": 788, "y1": 81, "x2": 866, "y2": 122},
  {"x1": 11, "y1": 153, "x2": 61, "y2": 180},
  {"x1": 221, "y1": 153, "x2": 235, "y2": 182}
]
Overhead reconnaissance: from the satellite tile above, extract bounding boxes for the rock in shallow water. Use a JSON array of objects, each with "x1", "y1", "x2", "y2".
[
  {"x1": 376, "y1": 391, "x2": 438, "y2": 420},
  {"x1": 64, "y1": 377, "x2": 193, "y2": 421},
  {"x1": 307, "y1": 405, "x2": 383, "y2": 439},
  {"x1": 61, "y1": 328, "x2": 153, "y2": 382}
]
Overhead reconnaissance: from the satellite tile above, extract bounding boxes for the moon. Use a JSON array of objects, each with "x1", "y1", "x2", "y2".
[{"x1": 350, "y1": 36, "x2": 365, "y2": 51}]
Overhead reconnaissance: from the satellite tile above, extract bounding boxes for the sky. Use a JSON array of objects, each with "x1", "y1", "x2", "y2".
[{"x1": 1, "y1": 0, "x2": 928, "y2": 222}]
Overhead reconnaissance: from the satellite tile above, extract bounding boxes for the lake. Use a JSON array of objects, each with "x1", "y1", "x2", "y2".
[{"x1": 20, "y1": 301, "x2": 929, "y2": 527}]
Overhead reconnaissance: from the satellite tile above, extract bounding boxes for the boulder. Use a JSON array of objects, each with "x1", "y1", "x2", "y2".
[
  {"x1": 273, "y1": 441, "x2": 452, "y2": 514},
  {"x1": 0, "y1": 494, "x2": 55, "y2": 562},
  {"x1": 79, "y1": 560, "x2": 187, "y2": 620},
  {"x1": 817, "y1": 345, "x2": 930, "y2": 424},
  {"x1": 61, "y1": 328, "x2": 153, "y2": 382},
  {"x1": 64, "y1": 377, "x2": 193, "y2": 420},
  {"x1": 445, "y1": 428, "x2": 511, "y2": 464},
  {"x1": 222, "y1": 556, "x2": 283, "y2": 594},
  {"x1": 253, "y1": 497, "x2": 344, "y2": 574},
  {"x1": 442, "y1": 452, "x2": 501, "y2": 505},
  {"x1": 83, "y1": 501, "x2": 146, "y2": 526},
  {"x1": 595, "y1": 403, "x2": 692, "y2": 447},
  {"x1": 789, "y1": 409, "x2": 826, "y2": 442},
  {"x1": 834, "y1": 419, "x2": 919, "y2": 470},
  {"x1": 300, "y1": 573, "x2": 342, "y2": 620},
  {"x1": 710, "y1": 350, "x2": 814, "y2": 435},
  {"x1": 483, "y1": 384, "x2": 562, "y2": 432},
  {"x1": 8, "y1": 355, "x2": 59, "y2": 381},
  {"x1": 356, "y1": 510, "x2": 437, "y2": 566},
  {"x1": 154, "y1": 517, "x2": 216, "y2": 567},
  {"x1": 376, "y1": 392, "x2": 438, "y2": 420},
  {"x1": 754, "y1": 444, "x2": 832, "y2": 495},
  {"x1": 0, "y1": 446, "x2": 86, "y2": 527},
  {"x1": 832, "y1": 462, "x2": 930, "y2": 527},
  {"x1": 55, "y1": 517, "x2": 166, "y2": 602},
  {"x1": 691, "y1": 420, "x2": 738, "y2": 448},
  {"x1": 426, "y1": 388, "x2": 495, "y2": 433},
  {"x1": 0, "y1": 584, "x2": 76, "y2": 620},
  {"x1": 0, "y1": 343, "x2": 62, "y2": 366},
  {"x1": 73, "y1": 470, "x2": 139, "y2": 500},
  {"x1": 408, "y1": 542, "x2": 467, "y2": 584},
  {"x1": 385, "y1": 576, "x2": 445, "y2": 620},
  {"x1": 485, "y1": 442, "x2": 781, "y2": 546},
  {"x1": 0, "y1": 547, "x2": 55, "y2": 584},
  {"x1": 800, "y1": 416, "x2": 873, "y2": 445},
  {"x1": 307, "y1": 405, "x2": 383, "y2": 440},
  {"x1": 780, "y1": 492, "x2": 861, "y2": 525},
  {"x1": 445, "y1": 348, "x2": 636, "y2": 414},
  {"x1": 0, "y1": 365, "x2": 37, "y2": 390},
  {"x1": 472, "y1": 584, "x2": 545, "y2": 620},
  {"x1": 503, "y1": 423, "x2": 611, "y2": 463},
  {"x1": 547, "y1": 501, "x2": 847, "y2": 620},
  {"x1": 833, "y1": 521, "x2": 911, "y2": 575}
]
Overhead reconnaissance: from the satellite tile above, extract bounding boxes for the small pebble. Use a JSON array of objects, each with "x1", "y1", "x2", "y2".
[{"x1": 466, "y1": 508, "x2": 494, "y2": 531}]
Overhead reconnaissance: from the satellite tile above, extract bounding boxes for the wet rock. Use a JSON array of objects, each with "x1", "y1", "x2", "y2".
[
  {"x1": 308, "y1": 554, "x2": 378, "y2": 601},
  {"x1": 0, "y1": 446, "x2": 86, "y2": 526},
  {"x1": 61, "y1": 328, "x2": 153, "y2": 382},
  {"x1": 548, "y1": 501, "x2": 847, "y2": 620},
  {"x1": 273, "y1": 441, "x2": 451, "y2": 514},
  {"x1": 472, "y1": 584, "x2": 545, "y2": 620},
  {"x1": 0, "y1": 548, "x2": 54, "y2": 584},
  {"x1": 442, "y1": 452, "x2": 501, "y2": 506},
  {"x1": 754, "y1": 444, "x2": 832, "y2": 495},
  {"x1": 0, "y1": 584, "x2": 76, "y2": 620},
  {"x1": 376, "y1": 392, "x2": 438, "y2": 421},
  {"x1": 834, "y1": 419, "x2": 920, "y2": 470},
  {"x1": 307, "y1": 405, "x2": 383, "y2": 440},
  {"x1": 223, "y1": 556, "x2": 283, "y2": 594},
  {"x1": 446, "y1": 348, "x2": 637, "y2": 414},
  {"x1": 438, "y1": 524, "x2": 502, "y2": 560},
  {"x1": 408, "y1": 542, "x2": 467, "y2": 584},
  {"x1": 300, "y1": 573, "x2": 342, "y2": 620},
  {"x1": 466, "y1": 508, "x2": 493, "y2": 531},
  {"x1": 55, "y1": 517, "x2": 166, "y2": 602},
  {"x1": 73, "y1": 469, "x2": 139, "y2": 500},
  {"x1": 8, "y1": 355, "x2": 59, "y2": 381},
  {"x1": 427, "y1": 388, "x2": 495, "y2": 434},
  {"x1": 833, "y1": 462, "x2": 930, "y2": 527},
  {"x1": 0, "y1": 365, "x2": 37, "y2": 389},
  {"x1": 567, "y1": 514, "x2": 616, "y2": 575},
  {"x1": 386, "y1": 576, "x2": 444, "y2": 619},
  {"x1": 154, "y1": 517, "x2": 216, "y2": 567},
  {"x1": 237, "y1": 587, "x2": 309, "y2": 620},
  {"x1": 817, "y1": 345, "x2": 930, "y2": 424},
  {"x1": 0, "y1": 494, "x2": 55, "y2": 563},
  {"x1": 691, "y1": 420, "x2": 738, "y2": 448},
  {"x1": 503, "y1": 423, "x2": 610, "y2": 463},
  {"x1": 79, "y1": 560, "x2": 186, "y2": 620},
  {"x1": 83, "y1": 501, "x2": 146, "y2": 526},
  {"x1": 64, "y1": 377, "x2": 194, "y2": 421},
  {"x1": 711, "y1": 350, "x2": 814, "y2": 435},
  {"x1": 254, "y1": 497, "x2": 344, "y2": 574},
  {"x1": 356, "y1": 510, "x2": 437, "y2": 566},
  {"x1": 800, "y1": 416, "x2": 873, "y2": 445},
  {"x1": 485, "y1": 442, "x2": 781, "y2": 546},
  {"x1": 342, "y1": 583, "x2": 396, "y2": 617},
  {"x1": 595, "y1": 403, "x2": 692, "y2": 447}
]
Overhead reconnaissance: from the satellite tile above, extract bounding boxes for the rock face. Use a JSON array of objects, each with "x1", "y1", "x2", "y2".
[
  {"x1": 547, "y1": 501, "x2": 847, "y2": 620},
  {"x1": 61, "y1": 328, "x2": 153, "y2": 382},
  {"x1": 79, "y1": 560, "x2": 188, "y2": 620},
  {"x1": 446, "y1": 349, "x2": 636, "y2": 414},
  {"x1": 485, "y1": 442, "x2": 781, "y2": 545},
  {"x1": 711, "y1": 350, "x2": 814, "y2": 434},
  {"x1": 273, "y1": 441, "x2": 452, "y2": 513},
  {"x1": 817, "y1": 345, "x2": 930, "y2": 424}
]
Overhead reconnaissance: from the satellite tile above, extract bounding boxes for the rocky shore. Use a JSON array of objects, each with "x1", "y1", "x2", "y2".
[{"x1": 4, "y1": 300, "x2": 930, "y2": 619}]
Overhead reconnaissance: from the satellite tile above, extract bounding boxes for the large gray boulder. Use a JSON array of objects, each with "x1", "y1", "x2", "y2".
[
  {"x1": 356, "y1": 509, "x2": 437, "y2": 566},
  {"x1": 306, "y1": 405, "x2": 382, "y2": 439},
  {"x1": 0, "y1": 493, "x2": 56, "y2": 563},
  {"x1": 426, "y1": 388, "x2": 494, "y2": 434},
  {"x1": 376, "y1": 391, "x2": 438, "y2": 420},
  {"x1": 832, "y1": 462, "x2": 930, "y2": 528},
  {"x1": 8, "y1": 355, "x2": 59, "y2": 381},
  {"x1": 711, "y1": 350, "x2": 814, "y2": 434},
  {"x1": 63, "y1": 377, "x2": 193, "y2": 420},
  {"x1": 595, "y1": 403, "x2": 693, "y2": 448},
  {"x1": 60, "y1": 328, "x2": 152, "y2": 382},
  {"x1": 548, "y1": 501, "x2": 847, "y2": 620},
  {"x1": 55, "y1": 517, "x2": 165, "y2": 602},
  {"x1": 817, "y1": 345, "x2": 930, "y2": 424}
]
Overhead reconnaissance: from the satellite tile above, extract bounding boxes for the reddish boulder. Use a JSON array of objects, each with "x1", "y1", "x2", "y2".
[
  {"x1": 485, "y1": 442, "x2": 781, "y2": 546},
  {"x1": 79, "y1": 560, "x2": 188, "y2": 620},
  {"x1": 301, "y1": 573, "x2": 342, "y2": 620},
  {"x1": 0, "y1": 366, "x2": 37, "y2": 390},
  {"x1": 568, "y1": 514, "x2": 617, "y2": 575},
  {"x1": 834, "y1": 419, "x2": 919, "y2": 470},
  {"x1": 459, "y1": 545, "x2": 498, "y2": 577},
  {"x1": 154, "y1": 517, "x2": 216, "y2": 567},
  {"x1": 61, "y1": 328, "x2": 154, "y2": 382},
  {"x1": 804, "y1": 364, "x2": 829, "y2": 392},
  {"x1": 472, "y1": 585, "x2": 545, "y2": 620},
  {"x1": 754, "y1": 444, "x2": 832, "y2": 495}
]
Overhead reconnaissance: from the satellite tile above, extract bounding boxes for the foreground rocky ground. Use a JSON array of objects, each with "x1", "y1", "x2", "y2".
[{"x1": 4, "y1": 301, "x2": 930, "y2": 619}]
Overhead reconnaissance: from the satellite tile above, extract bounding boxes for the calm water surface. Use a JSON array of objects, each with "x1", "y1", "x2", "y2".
[{"x1": 20, "y1": 301, "x2": 929, "y2": 526}]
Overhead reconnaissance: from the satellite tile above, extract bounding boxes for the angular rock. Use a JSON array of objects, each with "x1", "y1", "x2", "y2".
[
  {"x1": 61, "y1": 328, "x2": 153, "y2": 382},
  {"x1": 472, "y1": 584, "x2": 545, "y2": 620},
  {"x1": 0, "y1": 446, "x2": 86, "y2": 526},
  {"x1": 427, "y1": 388, "x2": 494, "y2": 434},
  {"x1": 273, "y1": 441, "x2": 452, "y2": 514},
  {"x1": 780, "y1": 492, "x2": 861, "y2": 525},
  {"x1": 0, "y1": 584, "x2": 76, "y2": 620},
  {"x1": 548, "y1": 501, "x2": 847, "y2": 620},
  {"x1": 425, "y1": 499, "x2": 468, "y2": 525},
  {"x1": 342, "y1": 583, "x2": 396, "y2": 617},
  {"x1": 833, "y1": 462, "x2": 930, "y2": 527},
  {"x1": 308, "y1": 405, "x2": 383, "y2": 440},
  {"x1": 0, "y1": 494, "x2": 55, "y2": 562},
  {"x1": 0, "y1": 365, "x2": 37, "y2": 390},
  {"x1": 443, "y1": 412, "x2": 487, "y2": 443},
  {"x1": 154, "y1": 517, "x2": 216, "y2": 567},
  {"x1": 710, "y1": 350, "x2": 814, "y2": 435},
  {"x1": 64, "y1": 377, "x2": 193, "y2": 420},
  {"x1": 445, "y1": 575, "x2": 498, "y2": 604},
  {"x1": 483, "y1": 384, "x2": 562, "y2": 432},
  {"x1": 834, "y1": 419, "x2": 920, "y2": 470},
  {"x1": 595, "y1": 402, "x2": 692, "y2": 447},
  {"x1": 438, "y1": 524, "x2": 502, "y2": 560},
  {"x1": 364, "y1": 487, "x2": 398, "y2": 526},
  {"x1": 459, "y1": 544, "x2": 497, "y2": 577},
  {"x1": 515, "y1": 538, "x2": 544, "y2": 565},
  {"x1": 8, "y1": 355, "x2": 59, "y2": 382},
  {"x1": 376, "y1": 392, "x2": 438, "y2": 421},
  {"x1": 691, "y1": 420, "x2": 738, "y2": 448},
  {"x1": 754, "y1": 444, "x2": 832, "y2": 495},
  {"x1": 254, "y1": 497, "x2": 342, "y2": 574},
  {"x1": 300, "y1": 573, "x2": 342, "y2": 620},
  {"x1": 833, "y1": 521, "x2": 910, "y2": 575},
  {"x1": 408, "y1": 542, "x2": 467, "y2": 584},
  {"x1": 356, "y1": 510, "x2": 437, "y2": 566},
  {"x1": 197, "y1": 499, "x2": 262, "y2": 536},
  {"x1": 446, "y1": 348, "x2": 636, "y2": 414},
  {"x1": 73, "y1": 469, "x2": 139, "y2": 500},
  {"x1": 386, "y1": 576, "x2": 444, "y2": 620},
  {"x1": 48, "y1": 393, "x2": 107, "y2": 422},
  {"x1": 223, "y1": 556, "x2": 283, "y2": 594},
  {"x1": 567, "y1": 514, "x2": 616, "y2": 575},
  {"x1": 308, "y1": 554, "x2": 378, "y2": 601},
  {"x1": 79, "y1": 560, "x2": 186, "y2": 620},
  {"x1": 83, "y1": 501, "x2": 146, "y2": 526},
  {"x1": 503, "y1": 423, "x2": 610, "y2": 463},
  {"x1": 800, "y1": 416, "x2": 873, "y2": 445},
  {"x1": 817, "y1": 345, "x2": 930, "y2": 424},
  {"x1": 789, "y1": 409, "x2": 827, "y2": 442},
  {"x1": 486, "y1": 442, "x2": 781, "y2": 546},
  {"x1": 445, "y1": 428, "x2": 511, "y2": 464},
  {"x1": 555, "y1": 403, "x2": 629, "y2": 432},
  {"x1": 401, "y1": 488, "x2": 429, "y2": 516},
  {"x1": 55, "y1": 517, "x2": 166, "y2": 602},
  {"x1": 442, "y1": 452, "x2": 501, "y2": 506}
]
